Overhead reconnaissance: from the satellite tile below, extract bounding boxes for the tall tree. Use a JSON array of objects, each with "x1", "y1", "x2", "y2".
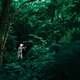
[{"x1": 0, "y1": 0, "x2": 12, "y2": 63}]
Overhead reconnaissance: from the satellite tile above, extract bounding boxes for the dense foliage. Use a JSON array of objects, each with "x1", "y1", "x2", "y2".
[{"x1": 0, "y1": 0, "x2": 80, "y2": 80}]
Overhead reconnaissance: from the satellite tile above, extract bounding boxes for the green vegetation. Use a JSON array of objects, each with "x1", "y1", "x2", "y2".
[{"x1": 0, "y1": 0, "x2": 80, "y2": 80}]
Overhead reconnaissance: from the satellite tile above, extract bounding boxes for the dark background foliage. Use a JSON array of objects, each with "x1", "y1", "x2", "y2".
[{"x1": 0, "y1": 0, "x2": 80, "y2": 80}]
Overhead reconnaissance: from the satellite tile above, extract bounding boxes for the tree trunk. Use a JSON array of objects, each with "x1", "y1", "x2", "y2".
[{"x1": 0, "y1": 0, "x2": 11, "y2": 64}]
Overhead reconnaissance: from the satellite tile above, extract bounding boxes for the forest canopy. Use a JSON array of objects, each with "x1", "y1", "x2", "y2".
[{"x1": 0, "y1": 0, "x2": 80, "y2": 80}]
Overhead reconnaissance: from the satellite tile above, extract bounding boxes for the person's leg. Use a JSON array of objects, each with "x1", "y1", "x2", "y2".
[
  {"x1": 17, "y1": 52, "x2": 21, "y2": 59},
  {"x1": 20, "y1": 53, "x2": 23, "y2": 59}
]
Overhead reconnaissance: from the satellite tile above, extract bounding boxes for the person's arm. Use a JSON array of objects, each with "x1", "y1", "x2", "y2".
[{"x1": 23, "y1": 46, "x2": 27, "y2": 49}]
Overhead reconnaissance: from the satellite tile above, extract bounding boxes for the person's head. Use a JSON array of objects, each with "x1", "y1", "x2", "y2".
[{"x1": 20, "y1": 43, "x2": 24, "y2": 47}]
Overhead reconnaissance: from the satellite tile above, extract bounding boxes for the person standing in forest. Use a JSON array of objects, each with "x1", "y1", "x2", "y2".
[{"x1": 17, "y1": 43, "x2": 26, "y2": 59}]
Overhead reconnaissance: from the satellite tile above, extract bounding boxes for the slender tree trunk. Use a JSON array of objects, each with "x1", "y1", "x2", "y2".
[{"x1": 0, "y1": 0, "x2": 11, "y2": 64}]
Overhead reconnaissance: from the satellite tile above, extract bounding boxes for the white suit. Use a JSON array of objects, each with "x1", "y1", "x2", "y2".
[{"x1": 17, "y1": 44, "x2": 24, "y2": 59}]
